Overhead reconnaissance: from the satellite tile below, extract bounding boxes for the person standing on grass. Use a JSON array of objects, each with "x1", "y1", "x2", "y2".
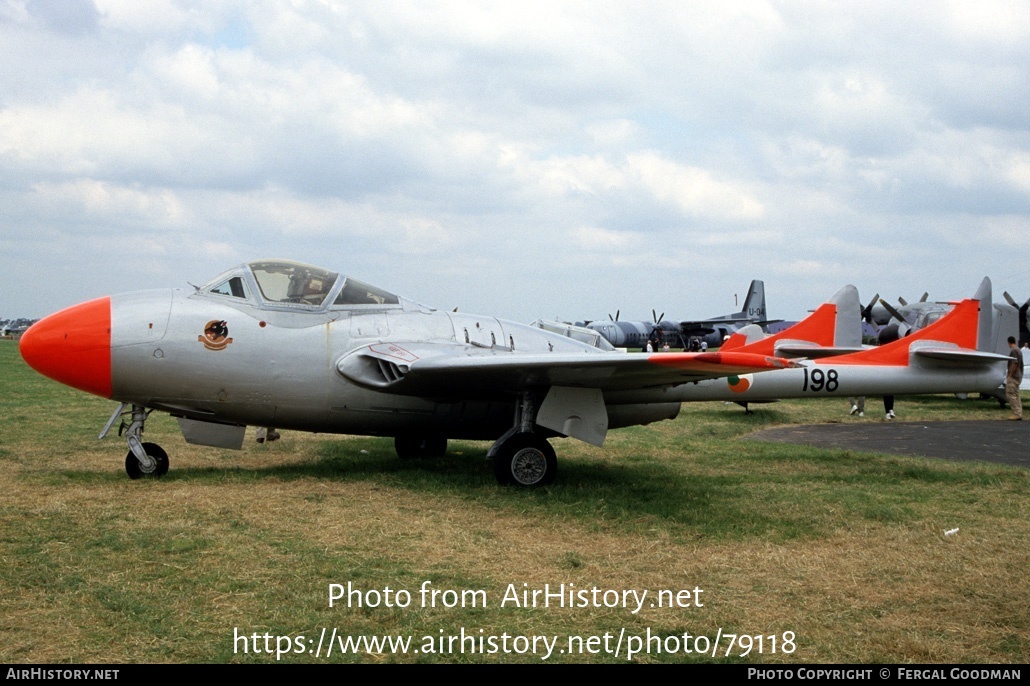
[{"x1": 1006, "y1": 336, "x2": 1023, "y2": 420}]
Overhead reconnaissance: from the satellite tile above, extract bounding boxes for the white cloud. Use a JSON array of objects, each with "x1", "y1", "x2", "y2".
[
  {"x1": 94, "y1": 0, "x2": 189, "y2": 34},
  {"x1": 626, "y1": 152, "x2": 765, "y2": 221},
  {"x1": 570, "y1": 225, "x2": 639, "y2": 250},
  {"x1": 30, "y1": 180, "x2": 187, "y2": 227},
  {"x1": 942, "y1": 0, "x2": 1030, "y2": 45}
]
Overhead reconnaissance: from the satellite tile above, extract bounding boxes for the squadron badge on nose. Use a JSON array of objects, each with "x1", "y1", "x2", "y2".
[{"x1": 199, "y1": 320, "x2": 233, "y2": 351}]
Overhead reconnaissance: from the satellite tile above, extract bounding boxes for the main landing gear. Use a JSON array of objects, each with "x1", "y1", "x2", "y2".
[
  {"x1": 492, "y1": 432, "x2": 556, "y2": 487},
  {"x1": 102, "y1": 404, "x2": 169, "y2": 479},
  {"x1": 488, "y1": 393, "x2": 557, "y2": 488}
]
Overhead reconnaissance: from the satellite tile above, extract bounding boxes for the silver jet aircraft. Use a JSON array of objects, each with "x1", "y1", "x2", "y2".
[{"x1": 19, "y1": 259, "x2": 801, "y2": 487}]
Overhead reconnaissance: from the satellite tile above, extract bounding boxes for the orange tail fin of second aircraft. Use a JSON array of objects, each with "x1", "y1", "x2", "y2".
[
  {"x1": 723, "y1": 284, "x2": 862, "y2": 356},
  {"x1": 830, "y1": 298, "x2": 980, "y2": 366},
  {"x1": 722, "y1": 302, "x2": 839, "y2": 356}
]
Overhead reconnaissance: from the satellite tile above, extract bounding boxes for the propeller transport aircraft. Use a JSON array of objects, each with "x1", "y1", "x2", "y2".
[
  {"x1": 581, "y1": 279, "x2": 776, "y2": 351},
  {"x1": 20, "y1": 259, "x2": 802, "y2": 487},
  {"x1": 678, "y1": 279, "x2": 780, "y2": 349}
]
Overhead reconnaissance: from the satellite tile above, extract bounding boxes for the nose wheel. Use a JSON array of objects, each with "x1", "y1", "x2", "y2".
[
  {"x1": 108, "y1": 404, "x2": 170, "y2": 479},
  {"x1": 125, "y1": 442, "x2": 169, "y2": 479}
]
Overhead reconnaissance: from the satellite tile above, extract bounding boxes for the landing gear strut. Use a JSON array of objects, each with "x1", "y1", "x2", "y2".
[
  {"x1": 104, "y1": 404, "x2": 169, "y2": 479},
  {"x1": 489, "y1": 392, "x2": 557, "y2": 487}
]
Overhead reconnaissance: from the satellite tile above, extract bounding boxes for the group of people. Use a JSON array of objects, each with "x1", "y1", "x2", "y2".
[
  {"x1": 643, "y1": 330, "x2": 708, "y2": 354},
  {"x1": 847, "y1": 396, "x2": 895, "y2": 420}
]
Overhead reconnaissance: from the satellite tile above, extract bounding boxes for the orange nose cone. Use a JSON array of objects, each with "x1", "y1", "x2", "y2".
[{"x1": 19, "y1": 297, "x2": 112, "y2": 398}]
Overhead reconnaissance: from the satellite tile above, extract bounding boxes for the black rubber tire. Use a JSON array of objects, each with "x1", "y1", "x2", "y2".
[
  {"x1": 493, "y1": 434, "x2": 557, "y2": 487},
  {"x1": 125, "y1": 443, "x2": 169, "y2": 479}
]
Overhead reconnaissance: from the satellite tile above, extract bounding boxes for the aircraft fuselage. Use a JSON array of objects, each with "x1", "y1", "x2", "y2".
[
  {"x1": 611, "y1": 360, "x2": 1004, "y2": 405},
  {"x1": 106, "y1": 288, "x2": 677, "y2": 440}
]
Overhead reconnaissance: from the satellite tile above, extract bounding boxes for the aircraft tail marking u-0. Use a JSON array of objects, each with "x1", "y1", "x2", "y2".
[{"x1": 742, "y1": 279, "x2": 766, "y2": 319}]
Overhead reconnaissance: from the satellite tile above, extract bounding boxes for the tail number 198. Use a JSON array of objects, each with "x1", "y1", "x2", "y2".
[{"x1": 802, "y1": 368, "x2": 839, "y2": 393}]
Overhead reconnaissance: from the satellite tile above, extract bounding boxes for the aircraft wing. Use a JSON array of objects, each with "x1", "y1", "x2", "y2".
[
  {"x1": 337, "y1": 342, "x2": 799, "y2": 398},
  {"x1": 678, "y1": 318, "x2": 747, "y2": 334},
  {"x1": 678, "y1": 319, "x2": 782, "y2": 336}
]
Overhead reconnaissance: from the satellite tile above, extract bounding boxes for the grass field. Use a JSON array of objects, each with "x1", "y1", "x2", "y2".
[{"x1": 1, "y1": 339, "x2": 1026, "y2": 663}]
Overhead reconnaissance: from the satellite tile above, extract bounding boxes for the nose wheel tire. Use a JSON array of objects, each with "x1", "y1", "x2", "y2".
[
  {"x1": 125, "y1": 442, "x2": 169, "y2": 479},
  {"x1": 493, "y1": 434, "x2": 556, "y2": 487}
]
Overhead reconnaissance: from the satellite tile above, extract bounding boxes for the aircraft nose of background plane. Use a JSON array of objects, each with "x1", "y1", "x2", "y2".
[{"x1": 19, "y1": 296, "x2": 113, "y2": 398}]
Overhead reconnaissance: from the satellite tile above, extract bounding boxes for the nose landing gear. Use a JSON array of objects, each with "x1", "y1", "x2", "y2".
[{"x1": 102, "y1": 403, "x2": 169, "y2": 479}]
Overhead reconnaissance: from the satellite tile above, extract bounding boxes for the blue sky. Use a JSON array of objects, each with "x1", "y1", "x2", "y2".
[{"x1": 2, "y1": 0, "x2": 1028, "y2": 322}]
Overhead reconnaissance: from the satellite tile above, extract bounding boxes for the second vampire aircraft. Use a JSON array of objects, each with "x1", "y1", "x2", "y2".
[{"x1": 613, "y1": 278, "x2": 1010, "y2": 409}]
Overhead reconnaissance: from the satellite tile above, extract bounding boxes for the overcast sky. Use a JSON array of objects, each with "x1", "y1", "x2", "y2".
[{"x1": 2, "y1": 0, "x2": 1028, "y2": 324}]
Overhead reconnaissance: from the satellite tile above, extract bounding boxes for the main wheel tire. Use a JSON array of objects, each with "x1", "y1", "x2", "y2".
[
  {"x1": 394, "y1": 435, "x2": 447, "y2": 459},
  {"x1": 125, "y1": 442, "x2": 169, "y2": 479},
  {"x1": 493, "y1": 434, "x2": 557, "y2": 487}
]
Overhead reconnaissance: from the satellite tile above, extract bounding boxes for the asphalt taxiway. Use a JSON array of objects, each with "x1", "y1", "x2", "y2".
[{"x1": 745, "y1": 420, "x2": 1028, "y2": 468}]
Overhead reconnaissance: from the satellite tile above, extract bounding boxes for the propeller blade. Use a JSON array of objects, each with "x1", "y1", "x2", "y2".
[
  {"x1": 861, "y1": 293, "x2": 880, "y2": 322},
  {"x1": 878, "y1": 298, "x2": 906, "y2": 323}
]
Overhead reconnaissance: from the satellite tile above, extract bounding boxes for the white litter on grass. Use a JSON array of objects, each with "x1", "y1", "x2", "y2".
[
  {"x1": 360, "y1": 449, "x2": 369, "y2": 454},
  {"x1": 944, "y1": 528, "x2": 959, "y2": 537}
]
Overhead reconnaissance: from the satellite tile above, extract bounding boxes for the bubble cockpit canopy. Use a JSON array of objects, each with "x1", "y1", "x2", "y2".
[{"x1": 201, "y1": 259, "x2": 402, "y2": 311}]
